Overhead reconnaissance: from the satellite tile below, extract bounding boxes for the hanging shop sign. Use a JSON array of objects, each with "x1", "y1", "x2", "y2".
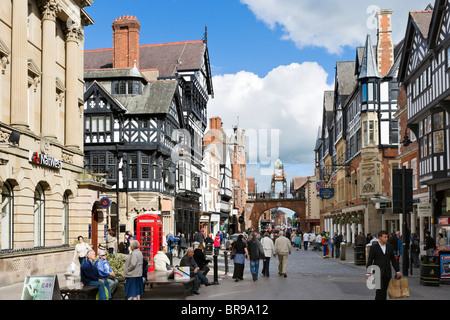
[
  {"x1": 319, "y1": 188, "x2": 334, "y2": 200},
  {"x1": 29, "y1": 151, "x2": 62, "y2": 170},
  {"x1": 100, "y1": 197, "x2": 111, "y2": 209}
]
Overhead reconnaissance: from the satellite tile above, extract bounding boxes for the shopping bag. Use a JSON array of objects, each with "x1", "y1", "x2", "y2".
[
  {"x1": 388, "y1": 278, "x2": 410, "y2": 299},
  {"x1": 96, "y1": 286, "x2": 109, "y2": 300},
  {"x1": 173, "y1": 266, "x2": 190, "y2": 280},
  {"x1": 66, "y1": 262, "x2": 79, "y2": 275}
]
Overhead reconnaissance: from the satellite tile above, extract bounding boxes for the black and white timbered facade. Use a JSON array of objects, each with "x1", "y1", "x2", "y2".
[
  {"x1": 399, "y1": 0, "x2": 450, "y2": 232},
  {"x1": 83, "y1": 16, "x2": 214, "y2": 240},
  {"x1": 315, "y1": 9, "x2": 404, "y2": 240}
]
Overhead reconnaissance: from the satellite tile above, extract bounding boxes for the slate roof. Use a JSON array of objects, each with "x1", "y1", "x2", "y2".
[
  {"x1": 84, "y1": 40, "x2": 206, "y2": 78},
  {"x1": 323, "y1": 91, "x2": 335, "y2": 130},
  {"x1": 358, "y1": 34, "x2": 381, "y2": 79},
  {"x1": 410, "y1": 10, "x2": 434, "y2": 39},
  {"x1": 336, "y1": 61, "x2": 357, "y2": 97},
  {"x1": 115, "y1": 80, "x2": 178, "y2": 115}
]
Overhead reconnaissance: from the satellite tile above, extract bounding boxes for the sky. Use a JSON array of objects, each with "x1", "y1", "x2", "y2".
[{"x1": 84, "y1": 0, "x2": 432, "y2": 193}]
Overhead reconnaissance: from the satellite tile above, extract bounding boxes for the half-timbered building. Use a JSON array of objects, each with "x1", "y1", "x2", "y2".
[
  {"x1": 83, "y1": 16, "x2": 213, "y2": 244},
  {"x1": 316, "y1": 9, "x2": 405, "y2": 240},
  {"x1": 398, "y1": 0, "x2": 450, "y2": 246}
]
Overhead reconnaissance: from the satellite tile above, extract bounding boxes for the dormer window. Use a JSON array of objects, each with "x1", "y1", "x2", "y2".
[{"x1": 111, "y1": 80, "x2": 142, "y2": 95}]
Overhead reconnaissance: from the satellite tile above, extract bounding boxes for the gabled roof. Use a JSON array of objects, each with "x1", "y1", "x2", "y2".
[
  {"x1": 428, "y1": 0, "x2": 447, "y2": 49},
  {"x1": 398, "y1": 9, "x2": 434, "y2": 82},
  {"x1": 84, "y1": 81, "x2": 127, "y2": 113},
  {"x1": 358, "y1": 34, "x2": 381, "y2": 79},
  {"x1": 84, "y1": 40, "x2": 206, "y2": 78},
  {"x1": 411, "y1": 11, "x2": 434, "y2": 39}
]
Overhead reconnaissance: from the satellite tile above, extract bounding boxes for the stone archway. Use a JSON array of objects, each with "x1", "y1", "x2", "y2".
[{"x1": 244, "y1": 198, "x2": 306, "y2": 231}]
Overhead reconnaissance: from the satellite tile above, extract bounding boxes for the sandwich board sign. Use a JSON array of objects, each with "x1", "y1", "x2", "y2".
[{"x1": 21, "y1": 275, "x2": 61, "y2": 300}]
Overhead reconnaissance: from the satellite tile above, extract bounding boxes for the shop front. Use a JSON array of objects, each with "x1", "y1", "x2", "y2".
[
  {"x1": 199, "y1": 213, "x2": 211, "y2": 236},
  {"x1": 210, "y1": 213, "x2": 220, "y2": 236}
]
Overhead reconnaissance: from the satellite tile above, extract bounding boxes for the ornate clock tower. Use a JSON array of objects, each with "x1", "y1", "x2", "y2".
[{"x1": 271, "y1": 158, "x2": 287, "y2": 197}]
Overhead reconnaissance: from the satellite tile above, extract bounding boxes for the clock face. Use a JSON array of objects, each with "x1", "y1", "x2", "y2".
[{"x1": 275, "y1": 169, "x2": 282, "y2": 176}]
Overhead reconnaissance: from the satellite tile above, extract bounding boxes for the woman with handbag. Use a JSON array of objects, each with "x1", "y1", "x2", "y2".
[{"x1": 232, "y1": 235, "x2": 249, "y2": 282}]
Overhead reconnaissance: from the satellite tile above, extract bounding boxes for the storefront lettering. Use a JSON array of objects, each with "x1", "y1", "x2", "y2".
[{"x1": 29, "y1": 151, "x2": 62, "y2": 170}]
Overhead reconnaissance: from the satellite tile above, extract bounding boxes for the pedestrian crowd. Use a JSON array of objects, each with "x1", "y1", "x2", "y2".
[{"x1": 68, "y1": 226, "x2": 447, "y2": 300}]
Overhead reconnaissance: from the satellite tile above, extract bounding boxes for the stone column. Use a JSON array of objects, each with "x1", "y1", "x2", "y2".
[
  {"x1": 40, "y1": 0, "x2": 61, "y2": 140},
  {"x1": 10, "y1": 0, "x2": 29, "y2": 129},
  {"x1": 65, "y1": 27, "x2": 82, "y2": 150}
]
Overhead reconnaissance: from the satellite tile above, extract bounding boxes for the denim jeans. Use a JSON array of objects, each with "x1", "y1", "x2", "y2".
[
  {"x1": 261, "y1": 257, "x2": 271, "y2": 276},
  {"x1": 250, "y1": 260, "x2": 260, "y2": 279},
  {"x1": 193, "y1": 270, "x2": 210, "y2": 293},
  {"x1": 88, "y1": 279, "x2": 111, "y2": 300}
]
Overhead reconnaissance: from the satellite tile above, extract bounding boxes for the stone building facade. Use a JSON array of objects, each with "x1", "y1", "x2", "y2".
[{"x1": 0, "y1": 0, "x2": 103, "y2": 287}]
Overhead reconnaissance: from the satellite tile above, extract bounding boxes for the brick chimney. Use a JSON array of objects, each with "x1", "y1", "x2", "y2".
[
  {"x1": 209, "y1": 116, "x2": 222, "y2": 131},
  {"x1": 112, "y1": 15, "x2": 141, "y2": 69},
  {"x1": 376, "y1": 9, "x2": 394, "y2": 77}
]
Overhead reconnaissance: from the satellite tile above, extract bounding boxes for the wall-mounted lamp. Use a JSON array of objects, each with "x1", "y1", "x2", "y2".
[{"x1": 401, "y1": 128, "x2": 412, "y2": 147}]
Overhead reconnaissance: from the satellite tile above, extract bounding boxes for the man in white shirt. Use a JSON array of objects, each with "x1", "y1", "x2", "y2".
[
  {"x1": 316, "y1": 233, "x2": 322, "y2": 252},
  {"x1": 303, "y1": 232, "x2": 310, "y2": 251}
]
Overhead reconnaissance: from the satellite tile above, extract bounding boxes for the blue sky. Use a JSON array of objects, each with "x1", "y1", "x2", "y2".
[
  {"x1": 84, "y1": 0, "x2": 430, "y2": 193},
  {"x1": 84, "y1": 0, "x2": 353, "y2": 80}
]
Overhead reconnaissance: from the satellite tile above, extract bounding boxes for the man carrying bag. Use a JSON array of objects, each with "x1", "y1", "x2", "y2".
[{"x1": 366, "y1": 230, "x2": 402, "y2": 300}]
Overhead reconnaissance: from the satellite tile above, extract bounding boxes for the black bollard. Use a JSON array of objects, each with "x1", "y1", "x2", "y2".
[
  {"x1": 224, "y1": 251, "x2": 228, "y2": 275},
  {"x1": 212, "y1": 254, "x2": 220, "y2": 285}
]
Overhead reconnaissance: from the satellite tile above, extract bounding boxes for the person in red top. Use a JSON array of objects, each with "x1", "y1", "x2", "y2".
[{"x1": 214, "y1": 233, "x2": 221, "y2": 256}]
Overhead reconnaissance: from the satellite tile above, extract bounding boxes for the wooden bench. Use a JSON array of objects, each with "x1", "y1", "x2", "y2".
[
  {"x1": 60, "y1": 285, "x2": 99, "y2": 300},
  {"x1": 144, "y1": 271, "x2": 195, "y2": 299}
]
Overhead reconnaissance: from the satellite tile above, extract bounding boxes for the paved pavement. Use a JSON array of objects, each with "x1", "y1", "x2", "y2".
[{"x1": 1, "y1": 244, "x2": 449, "y2": 301}]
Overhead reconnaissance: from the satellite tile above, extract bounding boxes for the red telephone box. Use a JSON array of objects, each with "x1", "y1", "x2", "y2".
[{"x1": 136, "y1": 214, "x2": 163, "y2": 272}]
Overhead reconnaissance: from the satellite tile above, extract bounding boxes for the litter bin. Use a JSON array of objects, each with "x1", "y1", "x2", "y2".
[
  {"x1": 205, "y1": 243, "x2": 213, "y2": 255},
  {"x1": 340, "y1": 242, "x2": 346, "y2": 260},
  {"x1": 354, "y1": 246, "x2": 366, "y2": 265},
  {"x1": 420, "y1": 255, "x2": 440, "y2": 286}
]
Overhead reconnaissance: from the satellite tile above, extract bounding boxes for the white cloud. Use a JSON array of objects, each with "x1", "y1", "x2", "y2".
[
  {"x1": 240, "y1": 0, "x2": 432, "y2": 54},
  {"x1": 208, "y1": 62, "x2": 333, "y2": 182}
]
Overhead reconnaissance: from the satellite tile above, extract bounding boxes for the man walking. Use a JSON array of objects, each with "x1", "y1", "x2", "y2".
[
  {"x1": 366, "y1": 230, "x2": 401, "y2": 300},
  {"x1": 247, "y1": 232, "x2": 264, "y2": 281},
  {"x1": 303, "y1": 232, "x2": 309, "y2": 251},
  {"x1": 333, "y1": 232, "x2": 342, "y2": 259},
  {"x1": 274, "y1": 231, "x2": 292, "y2": 278}
]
